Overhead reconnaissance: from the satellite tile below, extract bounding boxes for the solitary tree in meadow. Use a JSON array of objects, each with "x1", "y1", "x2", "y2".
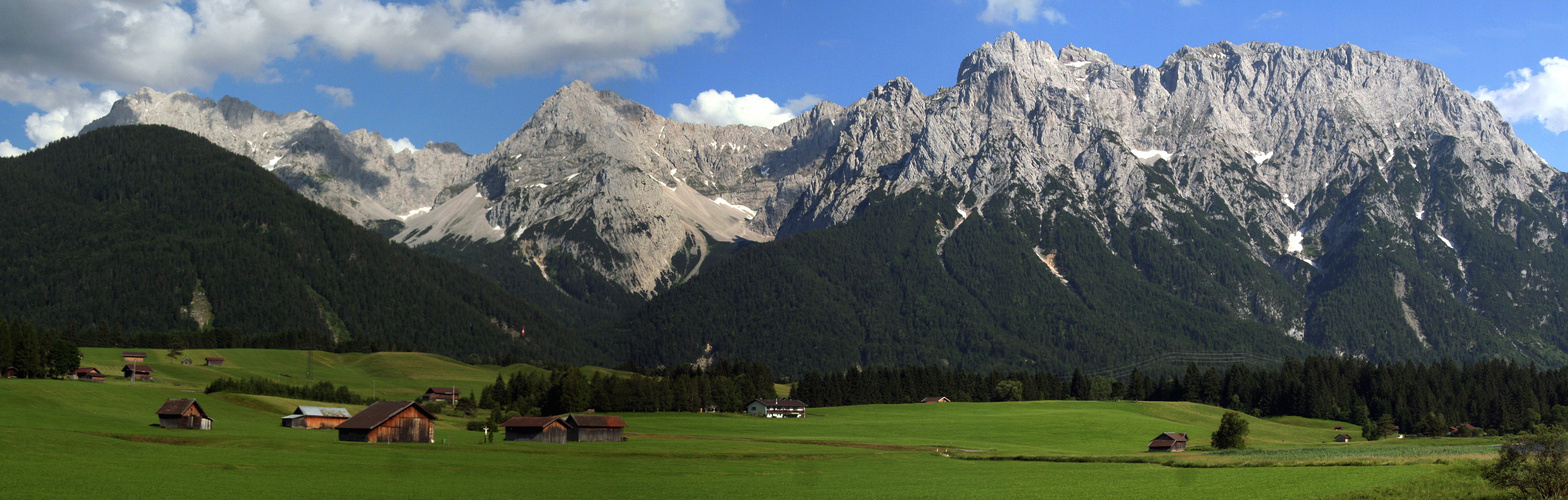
[{"x1": 1212, "y1": 411, "x2": 1250, "y2": 450}]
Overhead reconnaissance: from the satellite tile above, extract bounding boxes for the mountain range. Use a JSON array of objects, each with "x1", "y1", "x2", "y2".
[{"x1": 76, "y1": 32, "x2": 1568, "y2": 372}]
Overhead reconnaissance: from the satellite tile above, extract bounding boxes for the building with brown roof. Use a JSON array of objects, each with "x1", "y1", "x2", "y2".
[
  {"x1": 282, "y1": 406, "x2": 353, "y2": 429},
  {"x1": 746, "y1": 398, "x2": 807, "y2": 418},
  {"x1": 1148, "y1": 432, "x2": 1188, "y2": 452},
  {"x1": 122, "y1": 364, "x2": 153, "y2": 381},
  {"x1": 157, "y1": 399, "x2": 212, "y2": 430},
  {"x1": 562, "y1": 414, "x2": 627, "y2": 442},
  {"x1": 502, "y1": 416, "x2": 570, "y2": 443},
  {"x1": 121, "y1": 352, "x2": 147, "y2": 363},
  {"x1": 72, "y1": 367, "x2": 105, "y2": 382},
  {"x1": 205, "y1": 357, "x2": 225, "y2": 366},
  {"x1": 336, "y1": 401, "x2": 437, "y2": 443},
  {"x1": 1335, "y1": 434, "x2": 1353, "y2": 442},
  {"x1": 422, "y1": 387, "x2": 460, "y2": 403},
  {"x1": 920, "y1": 397, "x2": 951, "y2": 403},
  {"x1": 3, "y1": 366, "x2": 17, "y2": 378}
]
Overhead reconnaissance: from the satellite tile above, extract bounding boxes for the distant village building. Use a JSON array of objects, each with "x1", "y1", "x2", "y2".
[
  {"x1": 422, "y1": 387, "x2": 460, "y2": 403},
  {"x1": 1335, "y1": 434, "x2": 1353, "y2": 443},
  {"x1": 562, "y1": 414, "x2": 627, "y2": 442},
  {"x1": 1148, "y1": 432, "x2": 1188, "y2": 452},
  {"x1": 282, "y1": 406, "x2": 353, "y2": 429},
  {"x1": 336, "y1": 401, "x2": 436, "y2": 443},
  {"x1": 121, "y1": 352, "x2": 146, "y2": 363},
  {"x1": 746, "y1": 398, "x2": 807, "y2": 418},
  {"x1": 502, "y1": 416, "x2": 570, "y2": 443},
  {"x1": 121, "y1": 364, "x2": 153, "y2": 381},
  {"x1": 157, "y1": 398, "x2": 212, "y2": 430},
  {"x1": 3, "y1": 366, "x2": 18, "y2": 378},
  {"x1": 921, "y1": 397, "x2": 951, "y2": 403},
  {"x1": 180, "y1": 358, "x2": 192, "y2": 365},
  {"x1": 204, "y1": 357, "x2": 225, "y2": 367},
  {"x1": 72, "y1": 367, "x2": 105, "y2": 382}
]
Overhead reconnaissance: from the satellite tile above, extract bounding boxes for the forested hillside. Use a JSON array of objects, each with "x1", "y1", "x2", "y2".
[
  {"x1": 0, "y1": 125, "x2": 596, "y2": 361},
  {"x1": 605, "y1": 188, "x2": 1321, "y2": 374}
]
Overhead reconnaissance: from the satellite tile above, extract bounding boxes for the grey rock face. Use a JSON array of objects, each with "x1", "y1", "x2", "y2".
[{"x1": 82, "y1": 89, "x2": 479, "y2": 225}]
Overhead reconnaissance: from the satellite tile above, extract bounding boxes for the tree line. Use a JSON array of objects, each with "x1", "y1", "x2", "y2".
[
  {"x1": 478, "y1": 360, "x2": 776, "y2": 421},
  {"x1": 204, "y1": 377, "x2": 370, "y2": 405},
  {"x1": 794, "y1": 356, "x2": 1568, "y2": 436},
  {"x1": 0, "y1": 318, "x2": 81, "y2": 378}
]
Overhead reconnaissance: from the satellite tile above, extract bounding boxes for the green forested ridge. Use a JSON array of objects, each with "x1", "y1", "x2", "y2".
[
  {"x1": 0, "y1": 125, "x2": 596, "y2": 361},
  {"x1": 606, "y1": 188, "x2": 1319, "y2": 374}
]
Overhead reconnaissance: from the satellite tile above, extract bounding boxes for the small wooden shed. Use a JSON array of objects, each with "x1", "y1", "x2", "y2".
[
  {"x1": 121, "y1": 352, "x2": 146, "y2": 363},
  {"x1": 336, "y1": 401, "x2": 436, "y2": 443},
  {"x1": 1335, "y1": 434, "x2": 1353, "y2": 443},
  {"x1": 157, "y1": 398, "x2": 212, "y2": 430},
  {"x1": 3, "y1": 366, "x2": 17, "y2": 378},
  {"x1": 921, "y1": 396, "x2": 951, "y2": 403},
  {"x1": 122, "y1": 364, "x2": 153, "y2": 381},
  {"x1": 563, "y1": 414, "x2": 627, "y2": 442},
  {"x1": 422, "y1": 387, "x2": 460, "y2": 403},
  {"x1": 282, "y1": 406, "x2": 353, "y2": 429},
  {"x1": 1148, "y1": 432, "x2": 1188, "y2": 452},
  {"x1": 72, "y1": 367, "x2": 106, "y2": 382},
  {"x1": 502, "y1": 416, "x2": 569, "y2": 443},
  {"x1": 205, "y1": 357, "x2": 225, "y2": 367}
]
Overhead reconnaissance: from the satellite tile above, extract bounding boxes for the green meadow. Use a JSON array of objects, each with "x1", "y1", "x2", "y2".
[{"x1": 2, "y1": 349, "x2": 1510, "y2": 498}]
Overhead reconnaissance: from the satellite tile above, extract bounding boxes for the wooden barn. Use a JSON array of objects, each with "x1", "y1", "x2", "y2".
[
  {"x1": 157, "y1": 399, "x2": 212, "y2": 430},
  {"x1": 121, "y1": 352, "x2": 146, "y2": 363},
  {"x1": 1148, "y1": 432, "x2": 1188, "y2": 452},
  {"x1": 502, "y1": 416, "x2": 569, "y2": 443},
  {"x1": 920, "y1": 397, "x2": 951, "y2": 403},
  {"x1": 205, "y1": 357, "x2": 225, "y2": 366},
  {"x1": 746, "y1": 398, "x2": 807, "y2": 418},
  {"x1": 422, "y1": 387, "x2": 460, "y2": 403},
  {"x1": 281, "y1": 406, "x2": 353, "y2": 429},
  {"x1": 335, "y1": 401, "x2": 437, "y2": 443},
  {"x1": 563, "y1": 414, "x2": 627, "y2": 442},
  {"x1": 122, "y1": 364, "x2": 153, "y2": 381},
  {"x1": 3, "y1": 366, "x2": 18, "y2": 378},
  {"x1": 72, "y1": 367, "x2": 105, "y2": 382},
  {"x1": 180, "y1": 358, "x2": 192, "y2": 365},
  {"x1": 1335, "y1": 434, "x2": 1353, "y2": 443}
]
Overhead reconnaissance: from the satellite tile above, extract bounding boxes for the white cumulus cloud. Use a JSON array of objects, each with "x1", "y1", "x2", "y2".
[
  {"x1": 670, "y1": 90, "x2": 822, "y2": 128},
  {"x1": 0, "y1": 0, "x2": 738, "y2": 147},
  {"x1": 23, "y1": 90, "x2": 119, "y2": 148},
  {"x1": 978, "y1": 0, "x2": 1066, "y2": 25},
  {"x1": 0, "y1": 139, "x2": 25, "y2": 157},
  {"x1": 315, "y1": 85, "x2": 354, "y2": 107},
  {"x1": 387, "y1": 137, "x2": 418, "y2": 153},
  {"x1": 1475, "y1": 57, "x2": 1568, "y2": 133}
]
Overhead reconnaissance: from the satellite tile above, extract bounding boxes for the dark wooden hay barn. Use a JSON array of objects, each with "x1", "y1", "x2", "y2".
[
  {"x1": 282, "y1": 406, "x2": 352, "y2": 429},
  {"x1": 921, "y1": 397, "x2": 951, "y2": 403},
  {"x1": 1148, "y1": 432, "x2": 1187, "y2": 452},
  {"x1": 205, "y1": 357, "x2": 225, "y2": 366},
  {"x1": 422, "y1": 387, "x2": 460, "y2": 402},
  {"x1": 563, "y1": 414, "x2": 627, "y2": 442},
  {"x1": 157, "y1": 398, "x2": 212, "y2": 430},
  {"x1": 1335, "y1": 434, "x2": 1352, "y2": 442},
  {"x1": 502, "y1": 416, "x2": 569, "y2": 443},
  {"x1": 72, "y1": 367, "x2": 105, "y2": 382},
  {"x1": 121, "y1": 352, "x2": 146, "y2": 363},
  {"x1": 122, "y1": 364, "x2": 153, "y2": 381},
  {"x1": 336, "y1": 401, "x2": 436, "y2": 443}
]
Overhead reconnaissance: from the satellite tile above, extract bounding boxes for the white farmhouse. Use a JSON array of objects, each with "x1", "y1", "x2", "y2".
[{"x1": 746, "y1": 398, "x2": 807, "y2": 418}]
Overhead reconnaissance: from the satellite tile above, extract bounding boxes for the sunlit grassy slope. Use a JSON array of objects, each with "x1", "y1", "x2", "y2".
[{"x1": 0, "y1": 372, "x2": 1506, "y2": 498}]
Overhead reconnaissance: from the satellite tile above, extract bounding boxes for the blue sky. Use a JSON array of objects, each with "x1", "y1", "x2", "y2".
[{"x1": 1, "y1": 0, "x2": 1564, "y2": 167}]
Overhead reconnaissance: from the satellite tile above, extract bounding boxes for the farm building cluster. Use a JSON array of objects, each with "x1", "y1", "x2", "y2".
[
  {"x1": 501, "y1": 414, "x2": 628, "y2": 443},
  {"x1": 746, "y1": 398, "x2": 807, "y2": 418}
]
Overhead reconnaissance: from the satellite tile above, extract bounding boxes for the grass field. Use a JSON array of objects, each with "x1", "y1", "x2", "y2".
[{"x1": 1, "y1": 351, "x2": 1513, "y2": 499}]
